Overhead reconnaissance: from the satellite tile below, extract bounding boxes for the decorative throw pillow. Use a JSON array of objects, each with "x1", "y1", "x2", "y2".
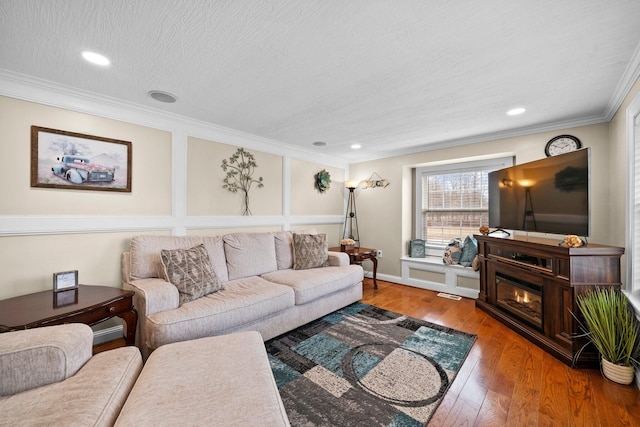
[
  {"x1": 292, "y1": 233, "x2": 330, "y2": 270},
  {"x1": 442, "y1": 238, "x2": 463, "y2": 265},
  {"x1": 160, "y1": 244, "x2": 223, "y2": 305},
  {"x1": 471, "y1": 255, "x2": 480, "y2": 271},
  {"x1": 459, "y1": 235, "x2": 478, "y2": 267}
]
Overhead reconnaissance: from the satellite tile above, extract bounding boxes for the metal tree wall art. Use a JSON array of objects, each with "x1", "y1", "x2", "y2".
[{"x1": 221, "y1": 147, "x2": 264, "y2": 215}]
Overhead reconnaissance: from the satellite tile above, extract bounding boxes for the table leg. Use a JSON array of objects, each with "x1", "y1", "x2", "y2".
[
  {"x1": 371, "y1": 256, "x2": 378, "y2": 290},
  {"x1": 118, "y1": 309, "x2": 138, "y2": 346}
]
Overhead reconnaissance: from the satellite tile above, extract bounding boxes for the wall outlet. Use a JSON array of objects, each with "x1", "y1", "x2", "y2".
[{"x1": 376, "y1": 250, "x2": 382, "y2": 257}]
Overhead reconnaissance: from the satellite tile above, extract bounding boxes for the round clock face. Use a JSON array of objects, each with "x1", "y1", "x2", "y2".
[{"x1": 545, "y1": 135, "x2": 582, "y2": 157}]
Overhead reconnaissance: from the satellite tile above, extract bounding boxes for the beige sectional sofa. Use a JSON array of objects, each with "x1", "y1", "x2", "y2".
[
  {"x1": 1, "y1": 325, "x2": 290, "y2": 426},
  {"x1": 122, "y1": 231, "x2": 364, "y2": 358}
]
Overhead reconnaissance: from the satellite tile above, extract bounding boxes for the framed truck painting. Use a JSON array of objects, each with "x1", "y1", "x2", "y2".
[{"x1": 31, "y1": 126, "x2": 132, "y2": 192}]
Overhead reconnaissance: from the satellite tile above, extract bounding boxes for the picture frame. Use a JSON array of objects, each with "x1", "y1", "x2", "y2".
[
  {"x1": 53, "y1": 289, "x2": 78, "y2": 308},
  {"x1": 31, "y1": 126, "x2": 132, "y2": 192},
  {"x1": 53, "y1": 270, "x2": 79, "y2": 292}
]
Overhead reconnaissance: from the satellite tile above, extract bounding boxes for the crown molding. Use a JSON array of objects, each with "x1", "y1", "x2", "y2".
[
  {"x1": 0, "y1": 70, "x2": 350, "y2": 168},
  {"x1": 605, "y1": 39, "x2": 640, "y2": 121},
  {"x1": 348, "y1": 113, "x2": 609, "y2": 163}
]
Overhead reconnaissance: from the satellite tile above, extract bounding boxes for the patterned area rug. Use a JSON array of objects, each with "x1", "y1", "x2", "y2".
[{"x1": 265, "y1": 302, "x2": 477, "y2": 426}]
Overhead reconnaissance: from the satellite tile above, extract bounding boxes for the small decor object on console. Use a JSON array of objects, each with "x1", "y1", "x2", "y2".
[
  {"x1": 221, "y1": 147, "x2": 264, "y2": 215},
  {"x1": 314, "y1": 169, "x2": 331, "y2": 193},
  {"x1": 562, "y1": 234, "x2": 585, "y2": 248},
  {"x1": 340, "y1": 238, "x2": 356, "y2": 251},
  {"x1": 53, "y1": 270, "x2": 78, "y2": 292},
  {"x1": 479, "y1": 225, "x2": 490, "y2": 235}
]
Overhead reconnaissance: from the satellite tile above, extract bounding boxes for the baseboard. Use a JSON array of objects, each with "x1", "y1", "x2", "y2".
[{"x1": 92, "y1": 325, "x2": 123, "y2": 345}]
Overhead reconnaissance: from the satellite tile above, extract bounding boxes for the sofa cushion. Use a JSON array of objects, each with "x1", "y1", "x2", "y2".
[
  {"x1": 261, "y1": 264, "x2": 364, "y2": 305},
  {"x1": 274, "y1": 228, "x2": 318, "y2": 270},
  {"x1": 274, "y1": 231, "x2": 294, "y2": 270},
  {"x1": 160, "y1": 244, "x2": 223, "y2": 305},
  {"x1": 224, "y1": 232, "x2": 278, "y2": 280},
  {"x1": 114, "y1": 331, "x2": 289, "y2": 426},
  {"x1": 0, "y1": 346, "x2": 141, "y2": 427},
  {"x1": 292, "y1": 233, "x2": 330, "y2": 270},
  {"x1": 146, "y1": 276, "x2": 294, "y2": 349},
  {"x1": 130, "y1": 235, "x2": 228, "y2": 282}
]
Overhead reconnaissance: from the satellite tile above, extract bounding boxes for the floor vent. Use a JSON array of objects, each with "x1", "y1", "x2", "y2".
[{"x1": 437, "y1": 292, "x2": 462, "y2": 301}]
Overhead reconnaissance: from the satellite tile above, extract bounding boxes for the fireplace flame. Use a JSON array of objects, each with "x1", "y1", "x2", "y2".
[{"x1": 514, "y1": 290, "x2": 530, "y2": 304}]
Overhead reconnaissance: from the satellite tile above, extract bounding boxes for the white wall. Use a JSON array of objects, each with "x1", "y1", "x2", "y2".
[
  {"x1": 0, "y1": 92, "x2": 348, "y2": 301},
  {"x1": 349, "y1": 122, "x2": 613, "y2": 279}
]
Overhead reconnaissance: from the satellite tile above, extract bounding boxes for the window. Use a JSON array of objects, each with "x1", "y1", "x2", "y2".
[
  {"x1": 415, "y1": 157, "x2": 513, "y2": 248},
  {"x1": 626, "y1": 89, "x2": 640, "y2": 310}
]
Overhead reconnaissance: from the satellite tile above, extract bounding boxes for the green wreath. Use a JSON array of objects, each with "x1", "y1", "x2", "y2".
[{"x1": 314, "y1": 169, "x2": 331, "y2": 193}]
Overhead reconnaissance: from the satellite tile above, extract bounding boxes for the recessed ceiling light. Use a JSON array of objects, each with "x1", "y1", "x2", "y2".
[
  {"x1": 507, "y1": 107, "x2": 526, "y2": 116},
  {"x1": 148, "y1": 90, "x2": 178, "y2": 103},
  {"x1": 81, "y1": 51, "x2": 110, "y2": 66},
  {"x1": 351, "y1": 144, "x2": 362, "y2": 149},
  {"x1": 313, "y1": 141, "x2": 327, "y2": 147}
]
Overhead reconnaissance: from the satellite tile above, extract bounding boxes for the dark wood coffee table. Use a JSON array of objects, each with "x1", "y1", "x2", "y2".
[
  {"x1": 0, "y1": 285, "x2": 137, "y2": 347},
  {"x1": 329, "y1": 246, "x2": 378, "y2": 289}
]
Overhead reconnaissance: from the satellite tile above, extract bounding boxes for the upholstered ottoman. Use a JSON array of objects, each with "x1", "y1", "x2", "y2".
[{"x1": 114, "y1": 331, "x2": 290, "y2": 426}]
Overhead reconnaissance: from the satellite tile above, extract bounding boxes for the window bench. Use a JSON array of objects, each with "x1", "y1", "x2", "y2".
[{"x1": 400, "y1": 256, "x2": 479, "y2": 299}]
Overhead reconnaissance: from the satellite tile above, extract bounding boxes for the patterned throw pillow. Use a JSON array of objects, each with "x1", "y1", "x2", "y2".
[
  {"x1": 442, "y1": 238, "x2": 463, "y2": 265},
  {"x1": 458, "y1": 235, "x2": 478, "y2": 267},
  {"x1": 292, "y1": 233, "x2": 330, "y2": 270},
  {"x1": 160, "y1": 244, "x2": 223, "y2": 305}
]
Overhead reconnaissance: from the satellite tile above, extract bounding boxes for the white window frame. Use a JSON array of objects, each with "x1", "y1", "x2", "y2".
[
  {"x1": 414, "y1": 156, "x2": 513, "y2": 255},
  {"x1": 625, "y1": 89, "x2": 640, "y2": 312}
]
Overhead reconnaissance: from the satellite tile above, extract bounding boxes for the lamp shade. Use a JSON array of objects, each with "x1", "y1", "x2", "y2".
[{"x1": 345, "y1": 180, "x2": 359, "y2": 189}]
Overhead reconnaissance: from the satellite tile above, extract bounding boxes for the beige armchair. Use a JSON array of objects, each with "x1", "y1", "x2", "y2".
[{"x1": 0, "y1": 324, "x2": 142, "y2": 427}]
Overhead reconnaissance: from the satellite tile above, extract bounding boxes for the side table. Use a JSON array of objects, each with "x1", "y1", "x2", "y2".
[
  {"x1": 329, "y1": 246, "x2": 378, "y2": 289},
  {"x1": 0, "y1": 285, "x2": 137, "y2": 347}
]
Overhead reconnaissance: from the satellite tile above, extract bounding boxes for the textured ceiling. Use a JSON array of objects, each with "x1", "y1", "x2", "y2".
[{"x1": 1, "y1": 0, "x2": 640, "y2": 161}]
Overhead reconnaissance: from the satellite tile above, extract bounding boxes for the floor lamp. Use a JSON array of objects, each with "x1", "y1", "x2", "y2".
[{"x1": 343, "y1": 181, "x2": 360, "y2": 246}]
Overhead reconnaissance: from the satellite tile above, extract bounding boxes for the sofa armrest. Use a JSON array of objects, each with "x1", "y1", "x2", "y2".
[
  {"x1": 328, "y1": 251, "x2": 350, "y2": 267},
  {"x1": 124, "y1": 278, "x2": 179, "y2": 317},
  {"x1": 0, "y1": 324, "x2": 93, "y2": 396},
  {"x1": 123, "y1": 278, "x2": 179, "y2": 358}
]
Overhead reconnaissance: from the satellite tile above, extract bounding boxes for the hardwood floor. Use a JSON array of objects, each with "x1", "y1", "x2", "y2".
[{"x1": 361, "y1": 279, "x2": 640, "y2": 427}]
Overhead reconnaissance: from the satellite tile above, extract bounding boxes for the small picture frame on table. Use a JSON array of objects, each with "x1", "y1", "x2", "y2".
[{"x1": 53, "y1": 270, "x2": 78, "y2": 292}]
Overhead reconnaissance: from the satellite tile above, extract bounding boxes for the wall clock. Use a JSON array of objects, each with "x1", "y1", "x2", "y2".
[{"x1": 545, "y1": 135, "x2": 582, "y2": 157}]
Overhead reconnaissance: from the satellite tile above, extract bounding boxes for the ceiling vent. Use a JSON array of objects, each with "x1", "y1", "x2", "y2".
[{"x1": 148, "y1": 90, "x2": 178, "y2": 103}]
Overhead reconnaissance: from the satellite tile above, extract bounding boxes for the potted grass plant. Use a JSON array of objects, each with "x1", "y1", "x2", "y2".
[{"x1": 574, "y1": 287, "x2": 640, "y2": 384}]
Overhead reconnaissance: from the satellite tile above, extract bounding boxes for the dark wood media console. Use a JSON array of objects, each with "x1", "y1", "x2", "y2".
[{"x1": 475, "y1": 234, "x2": 624, "y2": 368}]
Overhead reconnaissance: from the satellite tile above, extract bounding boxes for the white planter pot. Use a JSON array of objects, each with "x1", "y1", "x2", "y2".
[{"x1": 601, "y1": 358, "x2": 635, "y2": 385}]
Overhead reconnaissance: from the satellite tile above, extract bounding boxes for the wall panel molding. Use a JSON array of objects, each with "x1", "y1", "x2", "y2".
[{"x1": 0, "y1": 214, "x2": 345, "y2": 236}]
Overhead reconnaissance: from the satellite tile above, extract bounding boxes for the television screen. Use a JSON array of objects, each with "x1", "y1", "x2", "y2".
[{"x1": 488, "y1": 148, "x2": 590, "y2": 236}]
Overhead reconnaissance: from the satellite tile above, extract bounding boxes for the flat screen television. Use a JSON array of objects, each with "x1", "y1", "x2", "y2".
[{"x1": 488, "y1": 148, "x2": 590, "y2": 236}]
